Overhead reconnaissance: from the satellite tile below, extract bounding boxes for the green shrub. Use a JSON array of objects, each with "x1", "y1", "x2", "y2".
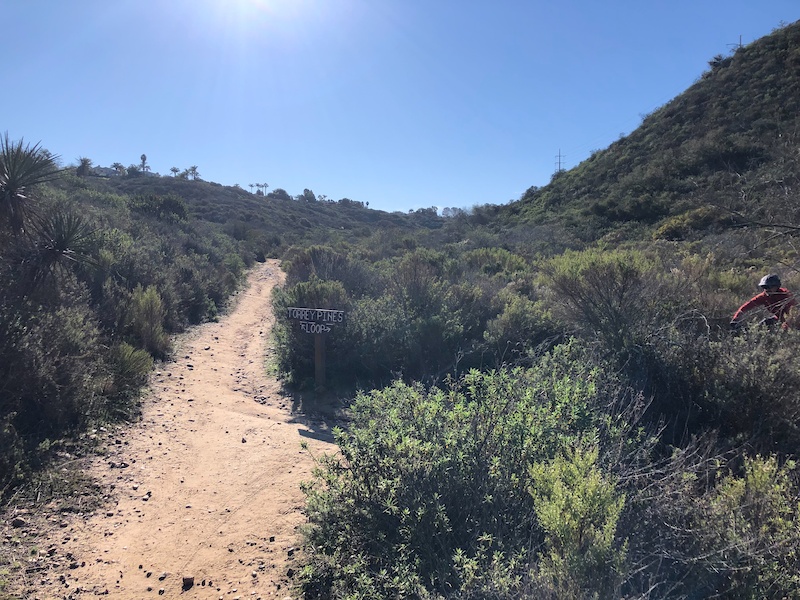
[
  {"x1": 484, "y1": 287, "x2": 556, "y2": 365},
  {"x1": 628, "y1": 448, "x2": 800, "y2": 599},
  {"x1": 129, "y1": 193, "x2": 188, "y2": 221},
  {"x1": 693, "y1": 455, "x2": 800, "y2": 597},
  {"x1": 104, "y1": 342, "x2": 153, "y2": 419},
  {"x1": 528, "y1": 446, "x2": 626, "y2": 599},
  {"x1": 300, "y1": 344, "x2": 639, "y2": 598},
  {"x1": 704, "y1": 328, "x2": 800, "y2": 453},
  {"x1": 462, "y1": 247, "x2": 528, "y2": 278},
  {"x1": 129, "y1": 284, "x2": 170, "y2": 358},
  {"x1": 0, "y1": 414, "x2": 26, "y2": 497},
  {"x1": 0, "y1": 294, "x2": 106, "y2": 492},
  {"x1": 543, "y1": 248, "x2": 661, "y2": 358},
  {"x1": 652, "y1": 206, "x2": 723, "y2": 240}
]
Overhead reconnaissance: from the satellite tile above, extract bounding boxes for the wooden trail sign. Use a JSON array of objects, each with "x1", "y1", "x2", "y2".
[{"x1": 287, "y1": 307, "x2": 345, "y2": 390}]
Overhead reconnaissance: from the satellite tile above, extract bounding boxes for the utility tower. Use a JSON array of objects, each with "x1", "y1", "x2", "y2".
[{"x1": 554, "y1": 149, "x2": 566, "y2": 174}]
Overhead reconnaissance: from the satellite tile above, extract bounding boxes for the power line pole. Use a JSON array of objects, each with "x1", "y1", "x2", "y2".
[
  {"x1": 727, "y1": 35, "x2": 742, "y2": 51},
  {"x1": 554, "y1": 149, "x2": 566, "y2": 174}
]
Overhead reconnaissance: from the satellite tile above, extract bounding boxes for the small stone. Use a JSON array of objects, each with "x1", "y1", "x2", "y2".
[
  {"x1": 11, "y1": 517, "x2": 27, "y2": 528},
  {"x1": 182, "y1": 576, "x2": 194, "y2": 591}
]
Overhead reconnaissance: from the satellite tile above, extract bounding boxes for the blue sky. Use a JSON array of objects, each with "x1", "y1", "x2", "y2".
[{"x1": 4, "y1": 1, "x2": 799, "y2": 213}]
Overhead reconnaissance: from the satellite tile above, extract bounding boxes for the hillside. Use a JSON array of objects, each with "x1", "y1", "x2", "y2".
[
  {"x1": 6, "y1": 19, "x2": 800, "y2": 600},
  {"x1": 68, "y1": 173, "x2": 444, "y2": 259},
  {"x1": 493, "y1": 19, "x2": 800, "y2": 246}
]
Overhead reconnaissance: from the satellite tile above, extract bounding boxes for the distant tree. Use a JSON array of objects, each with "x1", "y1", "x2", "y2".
[
  {"x1": 0, "y1": 133, "x2": 61, "y2": 233},
  {"x1": 267, "y1": 188, "x2": 292, "y2": 201},
  {"x1": 261, "y1": 183, "x2": 269, "y2": 194},
  {"x1": 76, "y1": 156, "x2": 93, "y2": 177},
  {"x1": 170, "y1": 166, "x2": 180, "y2": 177},
  {"x1": 111, "y1": 162, "x2": 126, "y2": 176},
  {"x1": 249, "y1": 184, "x2": 255, "y2": 193},
  {"x1": 187, "y1": 166, "x2": 200, "y2": 180},
  {"x1": 708, "y1": 54, "x2": 727, "y2": 71},
  {"x1": 442, "y1": 207, "x2": 466, "y2": 218},
  {"x1": 140, "y1": 154, "x2": 149, "y2": 172},
  {"x1": 301, "y1": 189, "x2": 317, "y2": 203},
  {"x1": 127, "y1": 164, "x2": 142, "y2": 177}
]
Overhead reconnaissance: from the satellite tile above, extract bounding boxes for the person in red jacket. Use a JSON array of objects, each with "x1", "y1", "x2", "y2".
[{"x1": 731, "y1": 273, "x2": 796, "y2": 328}]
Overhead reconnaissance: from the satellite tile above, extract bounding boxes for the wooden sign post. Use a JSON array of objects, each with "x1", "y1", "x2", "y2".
[{"x1": 287, "y1": 307, "x2": 345, "y2": 390}]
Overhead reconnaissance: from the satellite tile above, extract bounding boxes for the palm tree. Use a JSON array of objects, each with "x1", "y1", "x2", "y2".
[
  {"x1": 249, "y1": 184, "x2": 255, "y2": 193},
  {"x1": 76, "y1": 157, "x2": 93, "y2": 177},
  {"x1": 188, "y1": 166, "x2": 200, "y2": 180},
  {"x1": 170, "y1": 166, "x2": 180, "y2": 177},
  {"x1": 140, "y1": 154, "x2": 149, "y2": 172},
  {"x1": 111, "y1": 162, "x2": 126, "y2": 176},
  {"x1": 0, "y1": 133, "x2": 61, "y2": 233}
]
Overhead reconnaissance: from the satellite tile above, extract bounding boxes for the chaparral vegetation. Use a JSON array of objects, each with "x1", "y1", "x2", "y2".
[{"x1": 4, "y1": 19, "x2": 800, "y2": 600}]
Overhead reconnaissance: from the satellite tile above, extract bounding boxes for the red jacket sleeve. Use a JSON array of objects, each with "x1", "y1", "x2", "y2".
[{"x1": 732, "y1": 293, "x2": 767, "y2": 321}]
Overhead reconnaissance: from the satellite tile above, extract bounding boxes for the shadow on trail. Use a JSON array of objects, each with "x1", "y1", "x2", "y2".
[{"x1": 285, "y1": 387, "x2": 350, "y2": 446}]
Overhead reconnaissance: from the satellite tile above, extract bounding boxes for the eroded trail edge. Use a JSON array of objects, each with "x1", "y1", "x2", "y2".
[{"x1": 14, "y1": 259, "x2": 336, "y2": 599}]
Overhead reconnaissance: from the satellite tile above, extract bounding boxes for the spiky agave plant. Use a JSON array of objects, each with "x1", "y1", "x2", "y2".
[
  {"x1": 22, "y1": 208, "x2": 98, "y2": 290},
  {"x1": 0, "y1": 133, "x2": 61, "y2": 233}
]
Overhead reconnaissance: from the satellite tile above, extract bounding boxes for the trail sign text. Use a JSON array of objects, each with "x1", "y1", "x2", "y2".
[
  {"x1": 287, "y1": 307, "x2": 345, "y2": 334},
  {"x1": 287, "y1": 307, "x2": 345, "y2": 390}
]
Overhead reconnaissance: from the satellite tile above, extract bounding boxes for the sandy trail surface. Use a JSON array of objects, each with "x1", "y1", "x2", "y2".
[{"x1": 4, "y1": 260, "x2": 337, "y2": 599}]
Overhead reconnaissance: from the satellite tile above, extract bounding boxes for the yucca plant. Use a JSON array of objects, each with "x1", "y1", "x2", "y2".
[
  {"x1": 30, "y1": 209, "x2": 96, "y2": 272},
  {"x1": 0, "y1": 133, "x2": 61, "y2": 234}
]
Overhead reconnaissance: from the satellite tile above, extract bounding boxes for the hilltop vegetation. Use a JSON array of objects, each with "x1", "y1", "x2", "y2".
[{"x1": 4, "y1": 19, "x2": 800, "y2": 599}]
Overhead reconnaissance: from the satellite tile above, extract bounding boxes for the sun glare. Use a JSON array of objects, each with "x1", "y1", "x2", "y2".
[{"x1": 223, "y1": 0, "x2": 318, "y2": 23}]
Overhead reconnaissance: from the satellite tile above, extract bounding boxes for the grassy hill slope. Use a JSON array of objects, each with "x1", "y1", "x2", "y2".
[
  {"x1": 75, "y1": 174, "x2": 443, "y2": 259},
  {"x1": 495, "y1": 20, "x2": 800, "y2": 245}
]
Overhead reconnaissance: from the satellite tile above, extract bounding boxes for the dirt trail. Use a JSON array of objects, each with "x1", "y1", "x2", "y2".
[{"x1": 7, "y1": 260, "x2": 337, "y2": 599}]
